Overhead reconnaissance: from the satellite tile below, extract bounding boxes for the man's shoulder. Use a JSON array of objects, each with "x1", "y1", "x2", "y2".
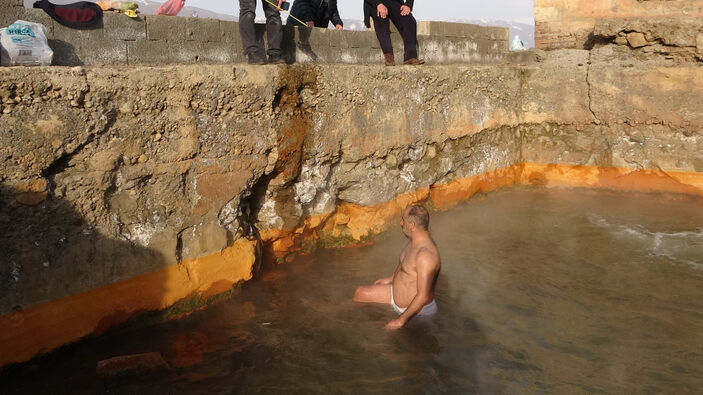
[{"x1": 415, "y1": 244, "x2": 440, "y2": 264}]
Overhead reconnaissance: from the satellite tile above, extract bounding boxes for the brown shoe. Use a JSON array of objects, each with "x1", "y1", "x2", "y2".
[
  {"x1": 403, "y1": 58, "x2": 425, "y2": 65},
  {"x1": 384, "y1": 53, "x2": 395, "y2": 66}
]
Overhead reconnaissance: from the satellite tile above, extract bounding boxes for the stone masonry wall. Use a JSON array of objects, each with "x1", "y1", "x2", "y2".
[
  {"x1": 0, "y1": 2, "x2": 508, "y2": 65},
  {"x1": 1, "y1": 45, "x2": 703, "y2": 367},
  {"x1": 535, "y1": 0, "x2": 703, "y2": 50}
]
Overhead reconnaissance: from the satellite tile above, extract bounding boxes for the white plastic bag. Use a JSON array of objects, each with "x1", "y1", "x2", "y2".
[
  {"x1": 0, "y1": 20, "x2": 53, "y2": 66},
  {"x1": 510, "y1": 35, "x2": 526, "y2": 51}
]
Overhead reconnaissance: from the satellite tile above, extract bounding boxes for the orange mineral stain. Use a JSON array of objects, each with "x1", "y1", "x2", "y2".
[{"x1": 1, "y1": 163, "x2": 702, "y2": 368}]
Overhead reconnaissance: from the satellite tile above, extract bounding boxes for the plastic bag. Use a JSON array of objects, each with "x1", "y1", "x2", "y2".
[
  {"x1": 510, "y1": 35, "x2": 526, "y2": 51},
  {"x1": 155, "y1": 0, "x2": 185, "y2": 16},
  {"x1": 96, "y1": 1, "x2": 139, "y2": 11},
  {"x1": 0, "y1": 21, "x2": 53, "y2": 66}
]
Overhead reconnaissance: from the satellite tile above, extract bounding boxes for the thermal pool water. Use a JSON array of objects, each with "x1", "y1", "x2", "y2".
[{"x1": 3, "y1": 188, "x2": 703, "y2": 394}]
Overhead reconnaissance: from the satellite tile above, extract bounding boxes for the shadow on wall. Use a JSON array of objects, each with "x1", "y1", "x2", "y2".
[{"x1": 0, "y1": 181, "x2": 169, "y2": 367}]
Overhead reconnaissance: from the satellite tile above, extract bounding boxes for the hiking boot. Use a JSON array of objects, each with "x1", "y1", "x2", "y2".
[
  {"x1": 403, "y1": 58, "x2": 425, "y2": 65},
  {"x1": 247, "y1": 53, "x2": 267, "y2": 65},
  {"x1": 268, "y1": 55, "x2": 286, "y2": 64},
  {"x1": 384, "y1": 53, "x2": 395, "y2": 66}
]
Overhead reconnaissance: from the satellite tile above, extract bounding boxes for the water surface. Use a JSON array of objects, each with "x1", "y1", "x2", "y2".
[{"x1": 3, "y1": 188, "x2": 703, "y2": 394}]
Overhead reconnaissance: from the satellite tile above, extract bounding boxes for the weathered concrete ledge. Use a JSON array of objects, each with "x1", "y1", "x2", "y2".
[
  {"x1": 1, "y1": 50, "x2": 702, "y2": 367},
  {"x1": 0, "y1": 4, "x2": 508, "y2": 66}
]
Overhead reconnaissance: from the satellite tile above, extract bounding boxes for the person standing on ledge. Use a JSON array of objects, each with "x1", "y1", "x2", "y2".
[
  {"x1": 239, "y1": 0, "x2": 287, "y2": 64},
  {"x1": 354, "y1": 204, "x2": 440, "y2": 330},
  {"x1": 365, "y1": 0, "x2": 424, "y2": 66},
  {"x1": 289, "y1": 0, "x2": 344, "y2": 30}
]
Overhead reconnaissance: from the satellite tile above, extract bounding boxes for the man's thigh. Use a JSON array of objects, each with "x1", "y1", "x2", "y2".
[{"x1": 354, "y1": 284, "x2": 391, "y2": 304}]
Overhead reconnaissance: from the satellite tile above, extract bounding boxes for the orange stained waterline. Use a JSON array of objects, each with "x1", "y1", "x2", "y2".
[{"x1": 0, "y1": 163, "x2": 701, "y2": 368}]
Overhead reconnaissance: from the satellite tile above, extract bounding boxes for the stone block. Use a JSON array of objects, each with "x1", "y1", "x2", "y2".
[
  {"x1": 0, "y1": 0, "x2": 23, "y2": 7},
  {"x1": 78, "y1": 39, "x2": 128, "y2": 65},
  {"x1": 53, "y1": 22, "x2": 103, "y2": 42},
  {"x1": 346, "y1": 30, "x2": 375, "y2": 49},
  {"x1": 303, "y1": 26, "x2": 329, "y2": 50},
  {"x1": 220, "y1": 20, "x2": 239, "y2": 43},
  {"x1": 185, "y1": 17, "x2": 223, "y2": 42},
  {"x1": 327, "y1": 28, "x2": 346, "y2": 48},
  {"x1": 102, "y1": 13, "x2": 146, "y2": 41},
  {"x1": 196, "y1": 41, "x2": 241, "y2": 64},
  {"x1": 127, "y1": 39, "x2": 172, "y2": 64},
  {"x1": 48, "y1": 39, "x2": 82, "y2": 66},
  {"x1": 0, "y1": 7, "x2": 27, "y2": 28},
  {"x1": 358, "y1": 47, "x2": 381, "y2": 64},
  {"x1": 626, "y1": 32, "x2": 648, "y2": 48},
  {"x1": 169, "y1": 40, "x2": 211, "y2": 64},
  {"x1": 50, "y1": 35, "x2": 128, "y2": 66},
  {"x1": 146, "y1": 14, "x2": 185, "y2": 42}
]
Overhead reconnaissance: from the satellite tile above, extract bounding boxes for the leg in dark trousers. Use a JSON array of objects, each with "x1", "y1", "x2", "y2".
[
  {"x1": 262, "y1": 0, "x2": 283, "y2": 58},
  {"x1": 239, "y1": 0, "x2": 259, "y2": 57},
  {"x1": 371, "y1": 1, "x2": 419, "y2": 61},
  {"x1": 239, "y1": 0, "x2": 282, "y2": 61}
]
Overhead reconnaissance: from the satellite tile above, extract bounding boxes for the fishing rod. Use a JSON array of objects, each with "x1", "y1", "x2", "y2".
[{"x1": 262, "y1": 0, "x2": 309, "y2": 27}]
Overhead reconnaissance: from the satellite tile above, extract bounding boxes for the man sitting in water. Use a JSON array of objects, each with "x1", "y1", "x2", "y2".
[{"x1": 353, "y1": 204, "x2": 440, "y2": 329}]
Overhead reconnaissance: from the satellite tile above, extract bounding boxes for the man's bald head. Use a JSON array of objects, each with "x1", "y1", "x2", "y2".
[{"x1": 404, "y1": 204, "x2": 430, "y2": 230}]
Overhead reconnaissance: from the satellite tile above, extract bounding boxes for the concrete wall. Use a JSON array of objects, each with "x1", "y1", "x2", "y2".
[
  {"x1": 535, "y1": 0, "x2": 703, "y2": 49},
  {"x1": 0, "y1": 3, "x2": 508, "y2": 65}
]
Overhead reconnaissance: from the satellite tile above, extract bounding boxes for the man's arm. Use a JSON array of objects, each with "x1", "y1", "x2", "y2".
[
  {"x1": 374, "y1": 275, "x2": 393, "y2": 285},
  {"x1": 385, "y1": 250, "x2": 438, "y2": 329},
  {"x1": 329, "y1": 0, "x2": 344, "y2": 28}
]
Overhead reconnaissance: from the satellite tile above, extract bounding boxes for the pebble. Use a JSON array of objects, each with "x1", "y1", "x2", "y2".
[
  {"x1": 138, "y1": 154, "x2": 148, "y2": 164},
  {"x1": 154, "y1": 133, "x2": 162, "y2": 142}
]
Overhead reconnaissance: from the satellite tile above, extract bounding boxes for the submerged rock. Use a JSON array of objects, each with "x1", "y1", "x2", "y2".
[{"x1": 96, "y1": 352, "x2": 169, "y2": 378}]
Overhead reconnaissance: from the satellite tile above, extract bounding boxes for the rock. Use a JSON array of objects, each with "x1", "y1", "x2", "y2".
[
  {"x1": 14, "y1": 178, "x2": 49, "y2": 206},
  {"x1": 626, "y1": 32, "x2": 649, "y2": 48},
  {"x1": 96, "y1": 352, "x2": 169, "y2": 378},
  {"x1": 137, "y1": 154, "x2": 148, "y2": 164},
  {"x1": 615, "y1": 36, "x2": 628, "y2": 46}
]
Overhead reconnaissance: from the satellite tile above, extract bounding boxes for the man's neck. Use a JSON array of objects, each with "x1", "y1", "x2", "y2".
[{"x1": 410, "y1": 230, "x2": 431, "y2": 245}]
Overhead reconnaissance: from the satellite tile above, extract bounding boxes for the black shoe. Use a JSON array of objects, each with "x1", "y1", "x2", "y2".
[
  {"x1": 247, "y1": 54, "x2": 267, "y2": 65},
  {"x1": 268, "y1": 55, "x2": 286, "y2": 64}
]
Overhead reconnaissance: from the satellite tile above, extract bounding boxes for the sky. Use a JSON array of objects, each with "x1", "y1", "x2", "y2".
[{"x1": 181, "y1": 0, "x2": 535, "y2": 24}]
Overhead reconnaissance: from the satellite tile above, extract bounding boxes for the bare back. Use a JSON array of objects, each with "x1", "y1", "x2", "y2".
[{"x1": 391, "y1": 237, "x2": 440, "y2": 308}]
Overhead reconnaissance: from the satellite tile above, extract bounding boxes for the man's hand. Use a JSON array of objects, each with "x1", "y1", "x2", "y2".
[
  {"x1": 335, "y1": 24, "x2": 343, "y2": 30},
  {"x1": 306, "y1": 21, "x2": 315, "y2": 27},
  {"x1": 374, "y1": 276, "x2": 392, "y2": 285},
  {"x1": 277, "y1": 0, "x2": 286, "y2": 10},
  {"x1": 400, "y1": 5, "x2": 411, "y2": 16},
  {"x1": 385, "y1": 318, "x2": 405, "y2": 330},
  {"x1": 377, "y1": 3, "x2": 388, "y2": 19}
]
